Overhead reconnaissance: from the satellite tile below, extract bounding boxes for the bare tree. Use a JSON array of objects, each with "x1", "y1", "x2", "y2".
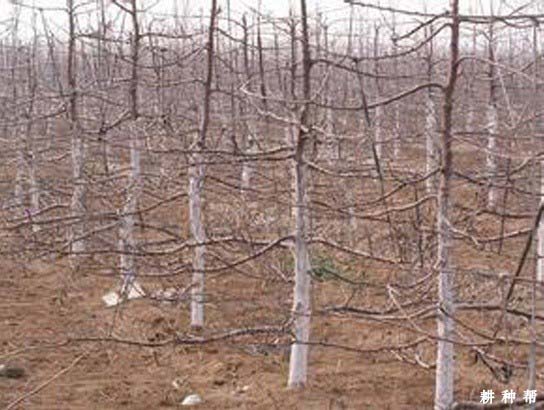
[
  {"x1": 189, "y1": 0, "x2": 218, "y2": 329},
  {"x1": 115, "y1": 0, "x2": 143, "y2": 297},
  {"x1": 288, "y1": 0, "x2": 313, "y2": 389},
  {"x1": 67, "y1": 0, "x2": 87, "y2": 269},
  {"x1": 5, "y1": 1, "x2": 544, "y2": 408}
]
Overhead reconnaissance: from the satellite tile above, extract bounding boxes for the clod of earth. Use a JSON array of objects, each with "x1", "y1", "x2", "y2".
[{"x1": 0, "y1": 364, "x2": 25, "y2": 379}]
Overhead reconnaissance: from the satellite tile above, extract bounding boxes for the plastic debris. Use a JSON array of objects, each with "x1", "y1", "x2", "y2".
[{"x1": 102, "y1": 281, "x2": 145, "y2": 307}]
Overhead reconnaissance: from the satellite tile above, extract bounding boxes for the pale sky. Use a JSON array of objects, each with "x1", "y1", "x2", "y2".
[{"x1": 0, "y1": 0, "x2": 536, "y2": 41}]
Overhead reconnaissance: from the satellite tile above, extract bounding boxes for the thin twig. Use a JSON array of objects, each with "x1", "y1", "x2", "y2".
[{"x1": 5, "y1": 353, "x2": 86, "y2": 410}]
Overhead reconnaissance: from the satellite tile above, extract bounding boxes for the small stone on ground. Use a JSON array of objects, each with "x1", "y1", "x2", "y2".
[{"x1": 181, "y1": 393, "x2": 202, "y2": 406}]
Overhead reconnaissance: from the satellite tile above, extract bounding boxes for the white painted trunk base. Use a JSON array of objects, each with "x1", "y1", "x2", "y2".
[
  {"x1": 425, "y1": 92, "x2": 437, "y2": 194},
  {"x1": 69, "y1": 133, "x2": 86, "y2": 267},
  {"x1": 538, "y1": 161, "x2": 544, "y2": 283},
  {"x1": 28, "y1": 152, "x2": 40, "y2": 233},
  {"x1": 241, "y1": 134, "x2": 256, "y2": 197},
  {"x1": 14, "y1": 130, "x2": 25, "y2": 206},
  {"x1": 288, "y1": 141, "x2": 312, "y2": 388},
  {"x1": 374, "y1": 106, "x2": 383, "y2": 161},
  {"x1": 434, "y1": 201, "x2": 455, "y2": 409},
  {"x1": 119, "y1": 129, "x2": 142, "y2": 289},
  {"x1": 486, "y1": 104, "x2": 498, "y2": 208},
  {"x1": 393, "y1": 105, "x2": 400, "y2": 160},
  {"x1": 188, "y1": 158, "x2": 206, "y2": 328}
]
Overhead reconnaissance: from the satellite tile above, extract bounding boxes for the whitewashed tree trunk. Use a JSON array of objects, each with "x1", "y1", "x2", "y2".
[
  {"x1": 424, "y1": 26, "x2": 437, "y2": 195},
  {"x1": 240, "y1": 161, "x2": 252, "y2": 198},
  {"x1": 434, "y1": 1, "x2": 459, "y2": 408},
  {"x1": 14, "y1": 128, "x2": 25, "y2": 206},
  {"x1": 340, "y1": 5, "x2": 354, "y2": 134},
  {"x1": 10, "y1": 5, "x2": 24, "y2": 207},
  {"x1": 67, "y1": 0, "x2": 86, "y2": 266},
  {"x1": 239, "y1": 15, "x2": 255, "y2": 198},
  {"x1": 465, "y1": 25, "x2": 477, "y2": 133},
  {"x1": 28, "y1": 150, "x2": 39, "y2": 233},
  {"x1": 70, "y1": 131, "x2": 86, "y2": 256},
  {"x1": 466, "y1": 105, "x2": 474, "y2": 133},
  {"x1": 189, "y1": 0, "x2": 217, "y2": 329},
  {"x1": 536, "y1": 25, "x2": 544, "y2": 284},
  {"x1": 189, "y1": 155, "x2": 206, "y2": 328},
  {"x1": 538, "y1": 160, "x2": 544, "y2": 283},
  {"x1": 393, "y1": 104, "x2": 400, "y2": 160},
  {"x1": 486, "y1": 22, "x2": 498, "y2": 209},
  {"x1": 392, "y1": 16, "x2": 401, "y2": 160},
  {"x1": 347, "y1": 185, "x2": 357, "y2": 245},
  {"x1": 435, "y1": 179, "x2": 455, "y2": 410},
  {"x1": 97, "y1": 0, "x2": 116, "y2": 176},
  {"x1": 324, "y1": 110, "x2": 340, "y2": 163},
  {"x1": 288, "y1": 145, "x2": 312, "y2": 388},
  {"x1": 425, "y1": 90, "x2": 438, "y2": 194},
  {"x1": 241, "y1": 132, "x2": 255, "y2": 198},
  {"x1": 120, "y1": 125, "x2": 142, "y2": 291},
  {"x1": 486, "y1": 102, "x2": 498, "y2": 208},
  {"x1": 68, "y1": 98, "x2": 86, "y2": 258},
  {"x1": 27, "y1": 4, "x2": 40, "y2": 233},
  {"x1": 288, "y1": 0, "x2": 312, "y2": 389},
  {"x1": 528, "y1": 23, "x2": 541, "y2": 400},
  {"x1": 374, "y1": 105, "x2": 383, "y2": 161},
  {"x1": 534, "y1": 25, "x2": 544, "y2": 285},
  {"x1": 373, "y1": 26, "x2": 383, "y2": 162},
  {"x1": 115, "y1": 0, "x2": 142, "y2": 295}
]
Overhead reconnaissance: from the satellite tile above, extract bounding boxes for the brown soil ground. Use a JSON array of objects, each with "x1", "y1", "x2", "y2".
[
  {"x1": 2, "y1": 141, "x2": 543, "y2": 410},
  {"x1": 2, "y1": 254, "x2": 541, "y2": 410}
]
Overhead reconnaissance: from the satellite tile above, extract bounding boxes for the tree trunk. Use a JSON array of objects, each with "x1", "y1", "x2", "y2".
[
  {"x1": 288, "y1": 142, "x2": 312, "y2": 388},
  {"x1": 425, "y1": 89, "x2": 438, "y2": 194},
  {"x1": 67, "y1": 0, "x2": 86, "y2": 267},
  {"x1": 486, "y1": 22, "x2": 499, "y2": 209},
  {"x1": 537, "y1": 68, "x2": 544, "y2": 284},
  {"x1": 120, "y1": 124, "x2": 142, "y2": 292},
  {"x1": 425, "y1": 26, "x2": 438, "y2": 194},
  {"x1": 434, "y1": 1, "x2": 460, "y2": 408},
  {"x1": 189, "y1": 155, "x2": 206, "y2": 328},
  {"x1": 373, "y1": 26, "x2": 383, "y2": 161},
  {"x1": 10, "y1": 4, "x2": 25, "y2": 208},
  {"x1": 374, "y1": 105, "x2": 383, "y2": 161},
  {"x1": 240, "y1": 133, "x2": 255, "y2": 198},
  {"x1": 117, "y1": 0, "x2": 142, "y2": 294},
  {"x1": 240, "y1": 15, "x2": 253, "y2": 198},
  {"x1": 14, "y1": 127, "x2": 24, "y2": 206},
  {"x1": 26, "y1": 16, "x2": 40, "y2": 232},
  {"x1": 189, "y1": 0, "x2": 217, "y2": 329},
  {"x1": 486, "y1": 102, "x2": 498, "y2": 208},
  {"x1": 288, "y1": 0, "x2": 313, "y2": 389}
]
